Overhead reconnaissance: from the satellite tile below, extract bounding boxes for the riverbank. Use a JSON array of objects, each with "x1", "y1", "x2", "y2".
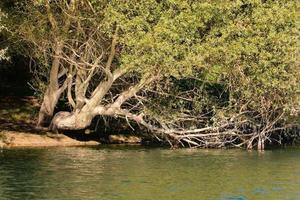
[
  {"x1": 0, "y1": 96, "x2": 143, "y2": 148},
  {"x1": 0, "y1": 130, "x2": 99, "y2": 148},
  {"x1": 0, "y1": 96, "x2": 99, "y2": 148},
  {"x1": 0, "y1": 130, "x2": 144, "y2": 148},
  {"x1": 1, "y1": 96, "x2": 298, "y2": 149}
]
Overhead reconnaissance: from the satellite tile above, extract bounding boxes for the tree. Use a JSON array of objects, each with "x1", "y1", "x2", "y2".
[
  {"x1": 198, "y1": 0, "x2": 300, "y2": 149},
  {"x1": 3, "y1": 0, "x2": 299, "y2": 149},
  {"x1": 0, "y1": 8, "x2": 8, "y2": 60}
]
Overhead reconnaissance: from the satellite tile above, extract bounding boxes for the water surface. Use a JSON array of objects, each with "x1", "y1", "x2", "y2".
[{"x1": 0, "y1": 146, "x2": 300, "y2": 200}]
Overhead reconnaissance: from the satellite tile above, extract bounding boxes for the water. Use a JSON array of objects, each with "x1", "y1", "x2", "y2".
[{"x1": 0, "y1": 146, "x2": 300, "y2": 200}]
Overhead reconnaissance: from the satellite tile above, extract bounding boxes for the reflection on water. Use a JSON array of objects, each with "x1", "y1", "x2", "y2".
[{"x1": 0, "y1": 146, "x2": 300, "y2": 200}]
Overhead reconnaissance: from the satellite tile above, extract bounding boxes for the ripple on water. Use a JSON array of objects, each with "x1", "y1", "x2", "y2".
[{"x1": 0, "y1": 147, "x2": 300, "y2": 200}]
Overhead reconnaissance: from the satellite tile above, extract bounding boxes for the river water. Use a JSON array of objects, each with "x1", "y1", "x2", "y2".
[{"x1": 0, "y1": 146, "x2": 300, "y2": 200}]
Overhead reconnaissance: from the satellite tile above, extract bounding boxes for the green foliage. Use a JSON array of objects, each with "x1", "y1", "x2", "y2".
[
  {"x1": 103, "y1": 0, "x2": 231, "y2": 77},
  {"x1": 0, "y1": 8, "x2": 8, "y2": 60},
  {"x1": 103, "y1": 0, "x2": 299, "y2": 123},
  {"x1": 2, "y1": 0, "x2": 299, "y2": 134},
  {"x1": 199, "y1": 0, "x2": 299, "y2": 119}
]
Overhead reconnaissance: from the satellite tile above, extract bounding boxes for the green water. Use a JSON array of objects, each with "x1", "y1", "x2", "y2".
[{"x1": 0, "y1": 146, "x2": 300, "y2": 200}]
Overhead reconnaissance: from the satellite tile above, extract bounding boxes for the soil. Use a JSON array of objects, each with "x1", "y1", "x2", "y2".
[
  {"x1": 0, "y1": 131, "x2": 99, "y2": 148},
  {"x1": 0, "y1": 96, "x2": 99, "y2": 148},
  {"x1": 0, "y1": 96, "x2": 142, "y2": 148}
]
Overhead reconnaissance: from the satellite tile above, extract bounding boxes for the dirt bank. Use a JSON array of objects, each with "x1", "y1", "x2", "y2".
[
  {"x1": 0, "y1": 96, "x2": 143, "y2": 148},
  {"x1": 0, "y1": 131, "x2": 99, "y2": 148}
]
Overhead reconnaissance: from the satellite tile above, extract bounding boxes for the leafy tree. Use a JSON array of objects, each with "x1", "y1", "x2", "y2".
[
  {"x1": 0, "y1": 8, "x2": 8, "y2": 60},
  {"x1": 197, "y1": 0, "x2": 300, "y2": 149},
  {"x1": 2, "y1": 0, "x2": 299, "y2": 149}
]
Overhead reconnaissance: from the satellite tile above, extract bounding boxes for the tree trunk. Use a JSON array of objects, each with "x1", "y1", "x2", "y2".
[
  {"x1": 36, "y1": 42, "x2": 63, "y2": 127},
  {"x1": 37, "y1": 88, "x2": 60, "y2": 127},
  {"x1": 50, "y1": 111, "x2": 94, "y2": 131},
  {"x1": 257, "y1": 132, "x2": 265, "y2": 151}
]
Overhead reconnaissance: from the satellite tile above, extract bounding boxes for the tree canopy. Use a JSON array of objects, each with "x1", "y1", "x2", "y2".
[
  {"x1": 1, "y1": 0, "x2": 299, "y2": 149},
  {"x1": 0, "y1": 8, "x2": 8, "y2": 60}
]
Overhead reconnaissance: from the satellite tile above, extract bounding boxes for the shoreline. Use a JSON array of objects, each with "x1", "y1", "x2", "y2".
[{"x1": 0, "y1": 130, "x2": 100, "y2": 148}]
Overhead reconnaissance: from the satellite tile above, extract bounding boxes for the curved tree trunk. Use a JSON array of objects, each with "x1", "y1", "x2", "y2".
[
  {"x1": 37, "y1": 1, "x2": 76, "y2": 127},
  {"x1": 37, "y1": 88, "x2": 61, "y2": 127},
  {"x1": 36, "y1": 41, "x2": 62, "y2": 127},
  {"x1": 50, "y1": 111, "x2": 94, "y2": 131}
]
